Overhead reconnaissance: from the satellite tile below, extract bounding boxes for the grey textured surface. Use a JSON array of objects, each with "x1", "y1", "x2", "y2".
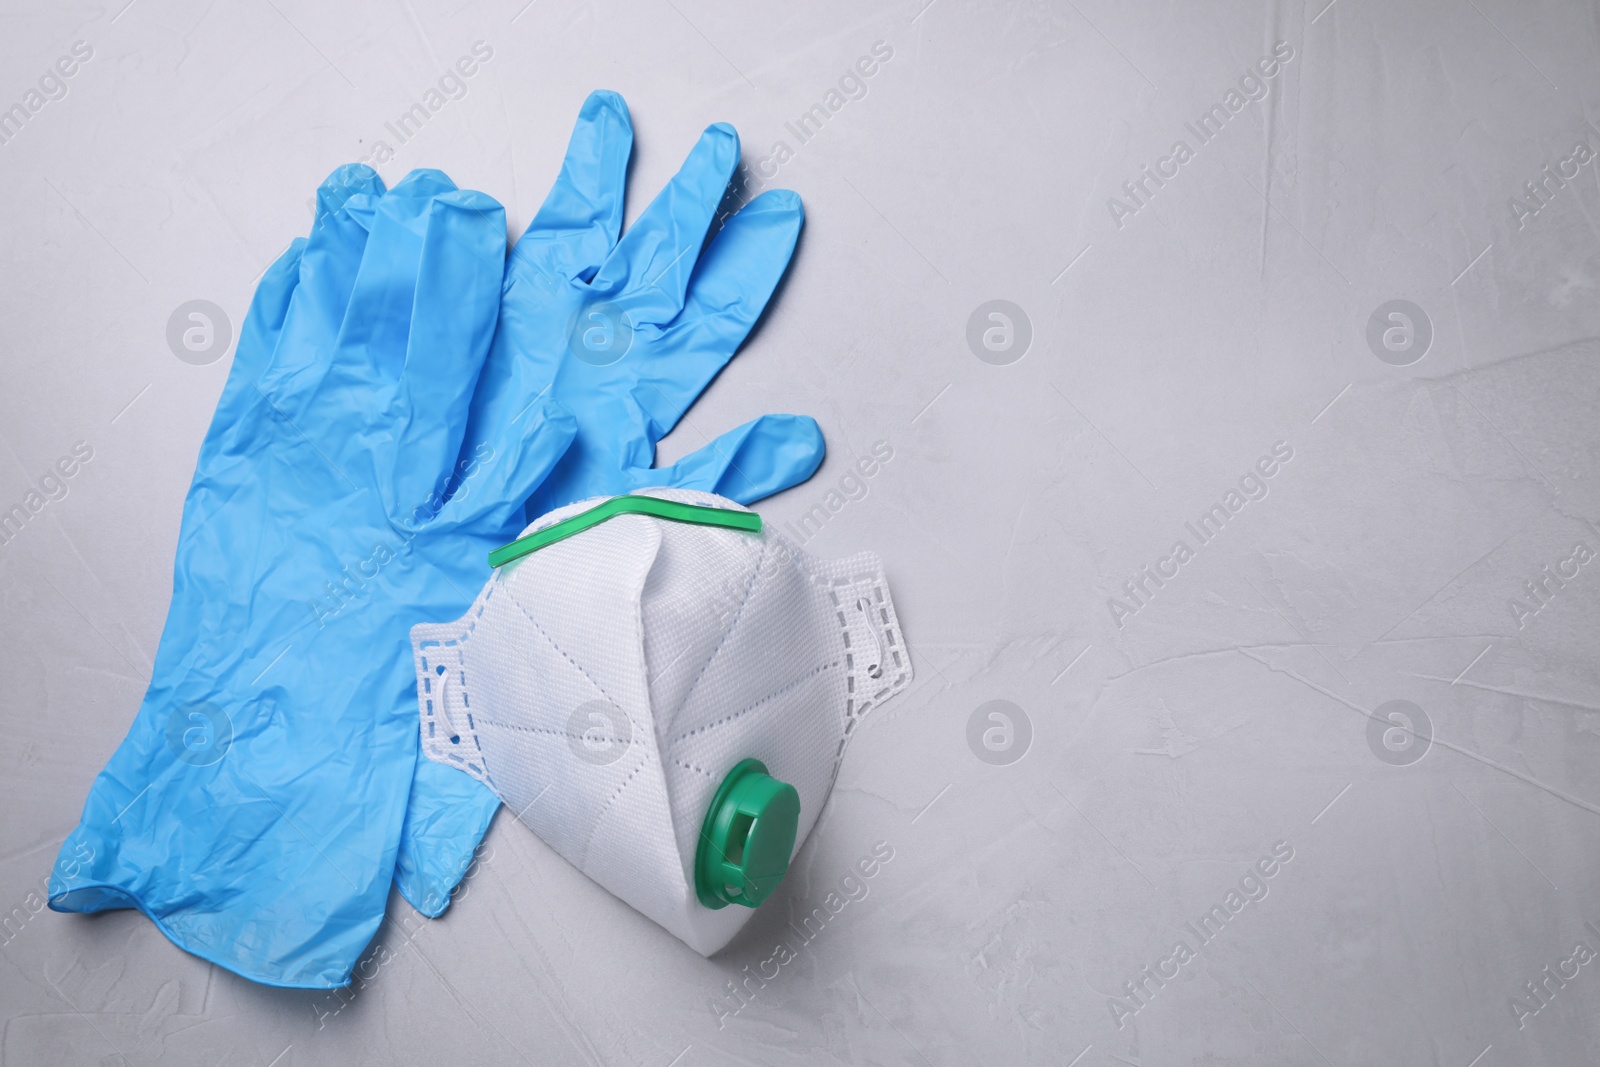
[{"x1": 3, "y1": 0, "x2": 1599, "y2": 1064}]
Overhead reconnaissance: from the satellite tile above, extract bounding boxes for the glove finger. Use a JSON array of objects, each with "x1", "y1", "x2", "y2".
[
  {"x1": 635, "y1": 189, "x2": 802, "y2": 431},
  {"x1": 436, "y1": 394, "x2": 577, "y2": 533},
  {"x1": 629, "y1": 413, "x2": 823, "y2": 505},
  {"x1": 256, "y1": 165, "x2": 386, "y2": 416},
  {"x1": 510, "y1": 90, "x2": 632, "y2": 283},
  {"x1": 394, "y1": 760, "x2": 501, "y2": 918},
  {"x1": 324, "y1": 169, "x2": 466, "y2": 401},
  {"x1": 591, "y1": 122, "x2": 740, "y2": 324},
  {"x1": 210, "y1": 235, "x2": 304, "y2": 433},
  {"x1": 340, "y1": 193, "x2": 380, "y2": 233},
  {"x1": 383, "y1": 188, "x2": 509, "y2": 515},
  {"x1": 313, "y1": 163, "x2": 387, "y2": 225}
]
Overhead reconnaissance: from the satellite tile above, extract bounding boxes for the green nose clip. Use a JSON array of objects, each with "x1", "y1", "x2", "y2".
[
  {"x1": 694, "y1": 759, "x2": 801, "y2": 910},
  {"x1": 489, "y1": 496, "x2": 762, "y2": 569}
]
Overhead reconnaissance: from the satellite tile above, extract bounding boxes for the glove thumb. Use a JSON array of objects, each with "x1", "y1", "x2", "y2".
[{"x1": 631, "y1": 413, "x2": 824, "y2": 505}]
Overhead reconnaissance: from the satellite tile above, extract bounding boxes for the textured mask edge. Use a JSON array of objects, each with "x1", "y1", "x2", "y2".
[
  {"x1": 784, "y1": 543, "x2": 914, "y2": 745},
  {"x1": 411, "y1": 576, "x2": 504, "y2": 785}
]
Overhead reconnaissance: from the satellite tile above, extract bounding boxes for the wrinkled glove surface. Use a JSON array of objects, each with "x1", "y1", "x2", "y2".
[{"x1": 50, "y1": 167, "x2": 576, "y2": 988}]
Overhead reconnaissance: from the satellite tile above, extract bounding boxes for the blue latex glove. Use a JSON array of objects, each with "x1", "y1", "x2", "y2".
[
  {"x1": 392, "y1": 91, "x2": 826, "y2": 915},
  {"x1": 49, "y1": 168, "x2": 576, "y2": 987}
]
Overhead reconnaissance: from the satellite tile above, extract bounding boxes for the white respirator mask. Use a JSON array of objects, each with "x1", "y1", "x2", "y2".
[{"x1": 410, "y1": 488, "x2": 911, "y2": 954}]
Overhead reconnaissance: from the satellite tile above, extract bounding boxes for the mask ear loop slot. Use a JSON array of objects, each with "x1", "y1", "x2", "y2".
[
  {"x1": 853, "y1": 597, "x2": 885, "y2": 680},
  {"x1": 433, "y1": 665, "x2": 462, "y2": 744}
]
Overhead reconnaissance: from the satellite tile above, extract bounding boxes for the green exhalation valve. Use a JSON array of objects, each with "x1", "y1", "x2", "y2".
[{"x1": 695, "y1": 759, "x2": 800, "y2": 910}]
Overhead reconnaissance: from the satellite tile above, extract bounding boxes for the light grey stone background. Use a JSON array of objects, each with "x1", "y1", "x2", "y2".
[{"x1": 3, "y1": 0, "x2": 1598, "y2": 1063}]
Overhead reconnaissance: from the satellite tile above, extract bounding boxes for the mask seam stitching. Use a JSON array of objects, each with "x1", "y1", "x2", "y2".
[
  {"x1": 661, "y1": 533, "x2": 773, "y2": 745},
  {"x1": 474, "y1": 717, "x2": 632, "y2": 745},
  {"x1": 575, "y1": 757, "x2": 653, "y2": 870},
  {"x1": 504, "y1": 581, "x2": 636, "y2": 730},
  {"x1": 668, "y1": 758, "x2": 718, "y2": 780},
  {"x1": 665, "y1": 658, "x2": 838, "y2": 746},
  {"x1": 417, "y1": 582, "x2": 503, "y2": 780},
  {"x1": 502, "y1": 583, "x2": 656, "y2": 867},
  {"x1": 501, "y1": 547, "x2": 659, "y2": 868},
  {"x1": 420, "y1": 653, "x2": 490, "y2": 779}
]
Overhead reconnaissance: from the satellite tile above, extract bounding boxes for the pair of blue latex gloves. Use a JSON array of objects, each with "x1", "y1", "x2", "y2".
[{"x1": 49, "y1": 92, "x2": 823, "y2": 987}]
